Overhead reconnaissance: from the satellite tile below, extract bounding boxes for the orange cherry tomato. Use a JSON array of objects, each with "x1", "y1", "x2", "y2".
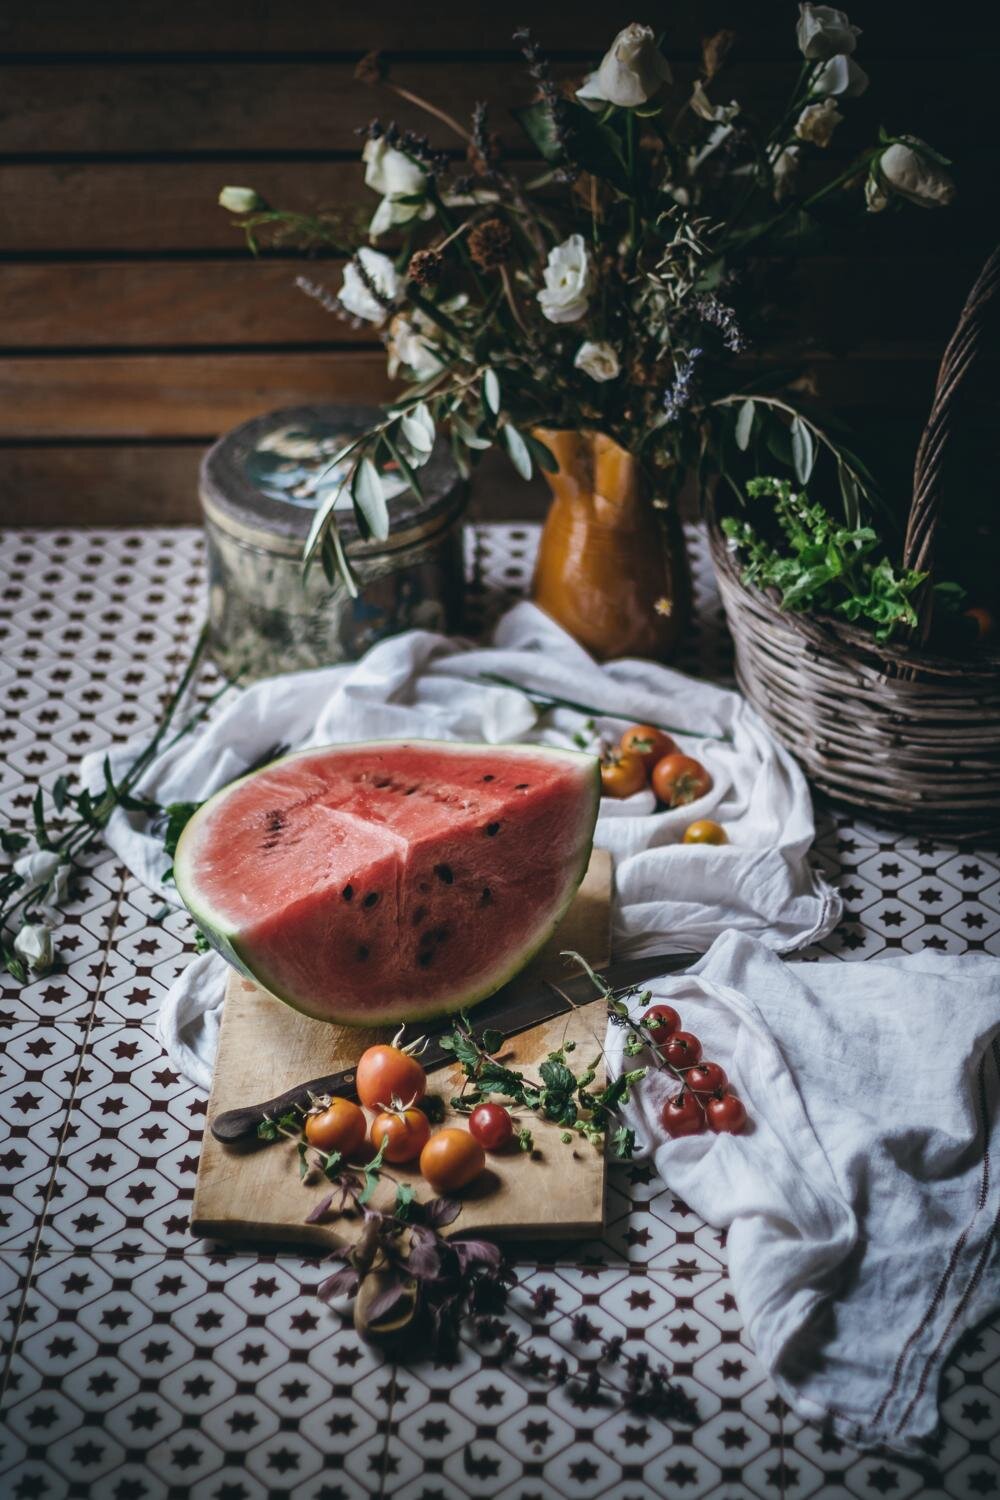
[
  {"x1": 600, "y1": 749, "x2": 648, "y2": 799},
  {"x1": 652, "y1": 753, "x2": 712, "y2": 808},
  {"x1": 964, "y1": 606, "x2": 996, "y2": 642},
  {"x1": 304, "y1": 1097, "x2": 368, "y2": 1157},
  {"x1": 355, "y1": 1044, "x2": 426, "y2": 1111},
  {"x1": 371, "y1": 1107, "x2": 432, "y2": 1164},
  {"x1": 682, "y1": 819, "x2": 728, "y2": 846},
  {"x1": 619, "y1": 724, "x2": 678, "y2": 770},
  {"x1": 419, "y1": 1128, "x2": 486, "y2": 1194}
]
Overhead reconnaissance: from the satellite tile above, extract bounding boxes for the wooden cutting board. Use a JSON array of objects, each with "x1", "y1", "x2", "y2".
[{"x1": 191, "y1": 850, "x2": 612, "y2": 1248}]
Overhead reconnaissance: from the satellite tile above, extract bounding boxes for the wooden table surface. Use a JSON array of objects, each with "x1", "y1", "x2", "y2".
[{"x1": 1, "y1": 522, "x2": 998, "y2": 1500}]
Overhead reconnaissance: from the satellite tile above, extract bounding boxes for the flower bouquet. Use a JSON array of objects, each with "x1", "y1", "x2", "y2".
[{"x1": 220, "y1": 4, "x2": 953, "y2": 659}]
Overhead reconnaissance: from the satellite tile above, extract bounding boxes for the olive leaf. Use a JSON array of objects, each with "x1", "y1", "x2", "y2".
[
  {"x1": 502, "y1": 423, "x2": 533, "y2": 481},
  {"x1": 352, "y1": 458, "x2": 389, "y2": 542}
]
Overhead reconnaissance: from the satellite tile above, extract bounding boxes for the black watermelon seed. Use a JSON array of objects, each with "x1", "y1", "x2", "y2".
[
  {"x1": 363, "y1": 891, "x2": 380, "y2": 909},
  {"x1": 482, "y1": 774, "x2": 495, "y2": 782},
  {"x1": 356, "y1": 944, "x2": 370, "y2": 961},
  {"x1": 434, "y1": 864, "x2": 454, "y2": 884},
  {"x1": 480, "y1": 888, "x2": 493, "y2": 906},
  {"x1": 342, "y1": 884, "x2": 354, "y2": 902},
  {"x1": 514, "y1": 782, "x2": 529, "y2": 790},
  {"x1": 485, "y1": 822, "x2": 500, "y2": 837},
  {"x1": 411, "y1": 906, "x2": 427, "y2": 926},
  {"x1": 405, "y1": 785, "x2": 419, "y2": 795},
  {"x1": 418, "y1": 951, "x2": 434, "y2": 967}
]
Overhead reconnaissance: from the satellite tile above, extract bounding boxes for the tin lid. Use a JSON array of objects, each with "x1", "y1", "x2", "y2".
[{"x1": 200, "y1": 404, "x2": 465, "y2": 558}]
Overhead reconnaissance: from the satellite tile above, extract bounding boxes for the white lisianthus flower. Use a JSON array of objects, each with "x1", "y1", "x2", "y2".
[
  {"x1": 814, "y1": 54, "x2": 869, "y2": 97},
  {"x1": 796, "y1": 4, "x2": 861, "y2": 59},
  {"x1": 14, "y1": 921, "x2": 53, "y2": 975},
  {"x1": 338, "y1": 247, "x2": 401, "y2": 325},
  {"x1": 386, "y1": 311, "x2": 444, "y2": 380},
  {"x1": 363, "y1": 137, "x2": 435, "y2": 238},
  {"x1": 574, "y1": 340, "x2": 621, "y2": 382},
  {"x1": 218, "y1": 186, "x2": 262, "y2": 214},
  {"x1": 13, "y1": 849, "x2": 69, "y2": 911},
  {"x1": 772, "y1": 144, "x2": 801, "y2": 201},
  {"x1": 537, "y1": 235, "x2": 594, "y2": 324},
  {"x1": 864, "y1": 173, "x2": 890, "y2": 213},
  {"x1": 794, "y1": 96, "x2": 843, "y2": 147},
  {"x1": 875, "y1": 138, "x2": 956, "y2": 209},
  {"x1": 577, "y1": 23, "x2": 672, "y2": 108}
]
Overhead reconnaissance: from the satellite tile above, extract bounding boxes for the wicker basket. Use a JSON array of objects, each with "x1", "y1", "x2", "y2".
[{"x1": 708, "y1": 247, "x2": 1000, "y2": 843}]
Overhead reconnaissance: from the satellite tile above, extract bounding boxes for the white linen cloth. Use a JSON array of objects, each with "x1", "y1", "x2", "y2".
[
  {"x1": 81, "y1": 602, "x2": 839, "y2": 1086},
  {"x1": 606, "y1": 930, "x2": 1000, "y2": 1451}
]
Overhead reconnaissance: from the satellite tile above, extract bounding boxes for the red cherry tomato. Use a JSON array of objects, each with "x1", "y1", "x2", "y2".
[
  {"x1": 642, "y1": 1004, "x2": 680, "y2": 1041},
  {"x1": 652, "y1": 753, "x2": 713, "y2": 808},
  {"x1": 355, "y1": 1044, "x2": 426, "y2": 1110},
  {"x1": 370, "y1": 1107, "x2": 432, "y2": 1163},
  {"x1": 620, "y1": 724, "x2": 678, "y2": 770},
  {"x1": 686, "y1": 1062, "x2": 728, "y2": 1094},
  {"x1": 706, "y1": 1093, "x2": 748, "y2": 1134},
  {"x1": 468, "y1": 1102, "x2": 514, "y2": 1152},
  {"x1": 600, "y1": 750, "x2": 648, "y2": 799},
  {"x1": 661, "y1": 1091, "x2": 705, "y2": 1138},
  {"x1": 304, "y1": 1097, "x2": 367, "y2": 1157},
  {"x1": 662, "y1": 1031, "x2": 703, "y2": 1068}
]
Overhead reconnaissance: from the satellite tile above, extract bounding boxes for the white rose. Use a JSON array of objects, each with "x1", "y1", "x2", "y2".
[
  {"x1": 537, "y1": 235, "x2": 594, "y2": 325},
  {"x1": 363, "y1": 137, "x2": 434, "y2": 238},
  {"x1": 772, "y1": 144, "x2": 801, "y2": 201},
  {"x1": 796, "y1": 4, "x2": 861, "y2": 59},
  {"x1": 14, "y1": 921, "x2": 53, "y2": 975},
  {"x1": 577, "y1": 23, "x2": 672, "y2": 108},
  {"x1": 794, "y1": 97, "x2": 843, "y2": 148},
  {"x1": 574, "y1": 340, "x2": 621, "y2": 382},
  {"x1": 877, "y1": 139, "x2": 956, "y2": 209},
  {"x1": 338, "y1": 247, "x2": 401, "y2": 325},
  {"x1": 814, "y1": 54, "x2": 868, "y2": 97},
  {"x1": 218, "y1": 186, "x2": 262, "y2": 214},
  {"x1": 386, "y1": 311, "x2": 444, "y2": 380},
  {"x1": 13, "y1": 849, "x2": 69, "y2": 911}
]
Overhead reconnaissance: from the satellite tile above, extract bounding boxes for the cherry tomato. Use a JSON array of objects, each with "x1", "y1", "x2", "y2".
[
  {"x1": 420, "y1": 1128, "x2": 486, "y2": 1194},
  {"x1": 686, "y1": 1062, "x2": 728, "y2": 1094},
  {"x1": 600, "y1": 749, "x2": 648, "y2": 799},
  {"x1": 468, "y1": 1103, "x2": 514, "y2": 1152},
  {"x1": 370, "y1": 1107, "x2": 431, "y2": 1164},
  {"x1": 661, "y1": 1091, "x2": 705, "y2": 1138},
  {"x1": 706, "y1": 1093, "x2": 748, "y2": 1134},
  {"x1": 964, "y1": 606, "x2": 996, "y2": 642},
  {"x1": 662, "y1": 1030, "x2": 703, "y2": 1068},
  {"x1": 620, "y1": 725, "x2": 678, "y2": 770},
  {"x1": 642, "y1": 1004, "x2": 680, "y2": 1041},
  {"x1": 683, "y1": 819, "x2": 728, "y2": 846},
  {"x1": 652, "y1": 753, "x2": 712, "y2": 808},
  {"x1": 304, "y1": 1097, "x2": 368, "y2": 1157},
  {"x1": 355, "y1": 1044, "x2": 426, "y2": 1110}
]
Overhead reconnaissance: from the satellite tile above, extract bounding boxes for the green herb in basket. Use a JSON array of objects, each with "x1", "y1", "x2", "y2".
[{"x1": 721, "y1": 477, "x2": 961, "y2": 643}]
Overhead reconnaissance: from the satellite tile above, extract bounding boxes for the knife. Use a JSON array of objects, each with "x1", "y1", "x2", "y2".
[{"x1": 210, "y1": 950, "x2": 699, "y2": 1144}]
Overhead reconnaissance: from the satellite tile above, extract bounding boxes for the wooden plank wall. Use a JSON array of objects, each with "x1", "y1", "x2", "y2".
[{"x1": 0, "y1": 1, "x2": 992, "y2": 526}]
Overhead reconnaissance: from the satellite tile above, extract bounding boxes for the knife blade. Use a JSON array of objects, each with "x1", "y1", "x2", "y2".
[{"x1": 210, "y1": 950, "x2": 699, "y2": 1144}]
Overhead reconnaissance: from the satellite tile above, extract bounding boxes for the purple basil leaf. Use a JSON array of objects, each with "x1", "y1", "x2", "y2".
[
  {"x1": 406, "y1": 1225, "x2": 442, "y2": 1279},
  {"x1": 451, "y1": 1237, "x2": 503, "y2": 1273},
  {"x1": 305, "y1": 1194, "x2": 334, "y2": 1224},
  {"x1": 423, "y1": 1195, "x2": 462, "y2": 1229},
  {"x1": 365, "y1": 1277, "x2": 412, "y2": 1324},
  {"x1": 317, "y1": 1264, "x2": 359, "y2": 1301}
]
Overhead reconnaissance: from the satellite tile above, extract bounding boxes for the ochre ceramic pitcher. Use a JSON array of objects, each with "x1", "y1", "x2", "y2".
[{"x1": 530, "y1": 427, "x2": 690, "y2": 661}]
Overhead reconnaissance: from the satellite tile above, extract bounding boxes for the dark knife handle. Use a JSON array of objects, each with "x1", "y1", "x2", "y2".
[{"x1": 210, "y1": 1043, "x2": 457, "y2": 1144}]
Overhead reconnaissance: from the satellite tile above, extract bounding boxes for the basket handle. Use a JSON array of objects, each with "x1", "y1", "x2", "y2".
[{"x1": 905, "y1": 244, "x2": 1000, "y2": 631}]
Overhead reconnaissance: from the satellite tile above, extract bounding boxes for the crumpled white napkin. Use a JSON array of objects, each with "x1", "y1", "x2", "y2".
[
  {"x1": 82, "y1": 602, "x2": 840, "y2": 1087},
  {"x1": 605, "y1": 930, "x2": 1000, "y2": 1451}
]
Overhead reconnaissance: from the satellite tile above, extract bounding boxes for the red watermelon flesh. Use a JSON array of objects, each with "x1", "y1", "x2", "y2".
[{"x1": 174, "y1": 739, "x2": 599, "y2": 1024}]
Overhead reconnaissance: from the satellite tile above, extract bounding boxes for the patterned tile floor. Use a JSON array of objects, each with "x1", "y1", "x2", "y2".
[{"x1": 1, "y1": 524, "x2": 998, "y2": 1500}]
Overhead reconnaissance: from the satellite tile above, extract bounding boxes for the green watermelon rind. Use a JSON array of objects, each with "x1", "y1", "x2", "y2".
[{"x1": 174, "y1": 738, "x2": 601, "y2": 1027}]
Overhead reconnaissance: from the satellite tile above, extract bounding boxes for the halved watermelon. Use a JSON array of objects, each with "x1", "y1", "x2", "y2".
[{"x1": 174, "y1": 739, "x2": 599, "y2": 1025}]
